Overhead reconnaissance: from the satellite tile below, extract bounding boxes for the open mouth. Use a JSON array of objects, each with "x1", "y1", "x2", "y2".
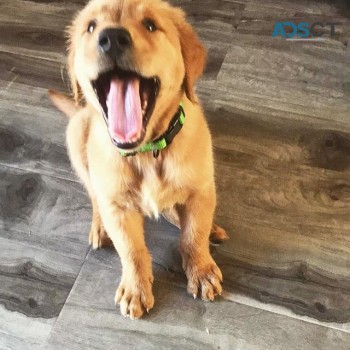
[{"x1": 92, "y1": 68, "x2": 160, "y2": 149}]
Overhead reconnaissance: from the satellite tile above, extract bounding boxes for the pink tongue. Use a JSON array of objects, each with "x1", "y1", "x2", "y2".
[{"x1": 106, "y1": 78, "x2": 143, "y2": 143}]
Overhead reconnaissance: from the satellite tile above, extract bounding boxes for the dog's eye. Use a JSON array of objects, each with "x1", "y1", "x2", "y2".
[
  {"x1": 143, "y1": 18, "x2": 157, "y2": 32},
  {"x1": 87, "y1": 20, "x2": 97, "y2": 34}
]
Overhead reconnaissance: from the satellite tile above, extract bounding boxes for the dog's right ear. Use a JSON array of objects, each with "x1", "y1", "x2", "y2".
[
  {"x1": 172, "y1": 9, "x2": 207, "y2": 103},
  {"x1": 66, "y1": 25, "x2": 82, "y2": 104}
]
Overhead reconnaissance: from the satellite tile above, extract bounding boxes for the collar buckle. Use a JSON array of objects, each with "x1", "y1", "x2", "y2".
[{"x1": 152, "y1": 149, "x2": 160, "y2": 158}]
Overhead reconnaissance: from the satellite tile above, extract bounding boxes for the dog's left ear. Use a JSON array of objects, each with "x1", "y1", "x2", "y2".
[
  {"x1": 174, "y1": 11, "x2": 207, "y2": 102},
  {"x1": 66, "y1": 25, "x2": 82, "y2": 104}
]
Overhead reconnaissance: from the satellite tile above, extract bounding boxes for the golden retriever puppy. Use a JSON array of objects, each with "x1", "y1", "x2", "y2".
[{"x1": 49, "y1": 0, "x2": 228, "y2": 319}]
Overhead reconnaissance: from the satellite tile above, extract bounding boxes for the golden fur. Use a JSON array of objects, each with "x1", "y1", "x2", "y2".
[{"x1": 49, "y1": 0, "x2": 228, "y2": 319}]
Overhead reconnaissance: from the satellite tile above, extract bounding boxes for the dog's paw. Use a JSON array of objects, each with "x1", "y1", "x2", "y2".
[
  {"x1": 88, "y1": 222, "x2": 112, "y2": 249},
  {"x1": 210, "y1": 223, "x2": 229, "y2": 245},
  {"x1": 115, "y1": 274, "x2": 154, "y2": 319},
  {"x1": 185, "y1": 257, "x2": 223, "y2": 301}
]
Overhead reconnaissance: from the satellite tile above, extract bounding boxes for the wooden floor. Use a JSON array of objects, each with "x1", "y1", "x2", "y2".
[{"x1": 1, "y1": 0, "x2": 350, "y2": 349}]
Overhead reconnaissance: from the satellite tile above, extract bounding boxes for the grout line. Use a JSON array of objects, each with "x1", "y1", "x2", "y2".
[
  {"x1": 222, "y1": 291, "x2": 350, "y2": 334},
  {"x1": 0, "y1": 74, "x2": 19, "y2": 94},
  {"x1": 47, "y1": 245, "x2": 92, "y2": 340}
]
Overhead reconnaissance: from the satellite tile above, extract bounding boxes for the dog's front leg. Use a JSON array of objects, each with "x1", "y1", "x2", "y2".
[
  {"x1": 98, "y1": 201, "x2": 154, "y2": 319},
  {"x1": 178, "y1": 190, "x2": 223, "y2": 301}
]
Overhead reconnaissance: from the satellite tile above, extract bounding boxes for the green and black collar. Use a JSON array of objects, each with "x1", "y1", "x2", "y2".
[{"x1": 119, "y1": 103, "x2": 185, "y2": 158}]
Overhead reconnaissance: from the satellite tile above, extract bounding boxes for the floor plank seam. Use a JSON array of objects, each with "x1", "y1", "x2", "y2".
[
  {"x1": 0, "y1": 47, "x2": 65, "y2": 64},
  {"x1": 48, "y1": 246, "x2": 93, "y2": 336},
  {"x1": 223, "y1": 291, "x2": 350, "y2": 335},
  {"x1": 0, "y1": 162, "x2": 81, "y2": 186},
  {"x1": 0, "y1": 226, "x2": 89, "y2": 256}
]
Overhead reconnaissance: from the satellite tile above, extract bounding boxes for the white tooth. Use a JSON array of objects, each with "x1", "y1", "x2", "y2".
[{"x1": 142, "y1": 91, "x2": 148, "y2": 110}]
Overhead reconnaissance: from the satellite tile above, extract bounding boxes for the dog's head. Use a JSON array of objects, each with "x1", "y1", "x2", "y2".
[{"x1": 67, "y1": 0, "x2": 206, "y2": 150}]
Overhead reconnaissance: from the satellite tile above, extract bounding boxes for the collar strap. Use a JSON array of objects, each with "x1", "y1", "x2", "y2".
[{"x1": 119, "y1": 103, "x2": 185, "y2": 158}]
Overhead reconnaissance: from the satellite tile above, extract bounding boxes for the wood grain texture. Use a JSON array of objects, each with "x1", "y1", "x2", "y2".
[
  {"x1": 0, "y1": 164, "x2": 91, "y2": 314},
  {"x1": 206, "y1": 106, "x2": 350, "y2": 323},
  {"x1": 202, "y1": 0, "x2": 350, "y2": 324},
  {"x1": 0, "y1": 0, "x2": 83, "y2": 61},
  {"x1": 213, "y1": 40, "x2": 350, "y2": 128},
  {"x1": 0, "y1": 51, "x2": 75, "y2": 180},
  {"x1": 0, "y1": 164, "x2": 90, "y2": 348},
  {"x1": 47, "y1": 251, "x2": 350, "y2": 350}
]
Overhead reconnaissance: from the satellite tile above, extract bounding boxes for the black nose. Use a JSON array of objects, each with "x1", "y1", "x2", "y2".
[{"x1": 98, "y1": 28, "x2": 132, "y2": 56}]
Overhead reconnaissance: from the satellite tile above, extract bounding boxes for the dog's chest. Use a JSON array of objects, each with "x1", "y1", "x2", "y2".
[
  {"x1": 89, "y1": 118, "x2": 189, "y2": 216},
  {"x1": 140, "y1": 181, "x2": 160, "y2": 218},
  {"x1": 135, "y1": 162, "x2": 185, "y2": 218}
]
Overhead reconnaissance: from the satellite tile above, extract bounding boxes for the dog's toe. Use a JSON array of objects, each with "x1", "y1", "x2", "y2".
[
  {"x1": 129, "y1": 296, "x2": 144, "y2": 320},
  {"x1": 89, "y1": 225, "x2": 112, "y2": 249},
  {"x1": 89, "y1": 228, "x2": 100, "y2": 249},
  {"x1": 201, "y1": 280, "x2": 215, "y2": 301},
  {"x1": 115, "y1": 277, "x2": 154, "y2": 319},
  {"x1": 185, "y1": 258, "x2": 223, "y2": 301},
  {"x1": 209, "y1": 224, "x2": 229, "y2": 245}
]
